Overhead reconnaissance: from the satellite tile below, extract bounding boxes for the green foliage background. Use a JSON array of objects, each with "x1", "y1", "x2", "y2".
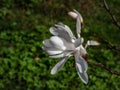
[{"x1": 0, "y1": 0, "x2": 120, "y2": 90}]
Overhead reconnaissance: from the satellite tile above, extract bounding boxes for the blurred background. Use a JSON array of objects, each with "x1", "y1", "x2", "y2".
[{"x1": 0, "y1": 0, "x2": 120, "y2": 90}]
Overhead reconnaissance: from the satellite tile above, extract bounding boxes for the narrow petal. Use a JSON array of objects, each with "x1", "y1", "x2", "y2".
[
  {"x1": 73, "y1": 9, "x2": 83, "y2": 38},
  {"x1": 55, "y1": 23, "x2": 76, "y2": 42},
  {"x1": 73, "y1": 9, "x2": 83, "y2": 24},
  {"x1": 88, "y1": 40, "x2": 100, "y2": 45},
  {"x1": 85, "y1": 40, "x2": 100, "y2": 48},
  {"x1": 51, "y1": 56, "x2": 70, "y2": 74},
  {"x1": 77, "y1": 72, "x2": 88, "y2": 84},
  {"x1": 49, "y1": 53, "x2": 65, "y2": 58},
  {"x1": 42, "y1": 46, "x2": 63, "y2": 55},
  {"x1": 49, "y1": 27, "x2": 58, "y2": 35},
  {"x1": 64, "y1": 25, "x2": 76, "y2": 40},
  {"x1": 75, "y1": 53, "x2": 88, "y2": 72},
  {"x1": 76, "y1": 16, "x2": 81, "y2": 38},
  {"x1": 75, "y1": 51, "x2": 88, "y2": 84}
]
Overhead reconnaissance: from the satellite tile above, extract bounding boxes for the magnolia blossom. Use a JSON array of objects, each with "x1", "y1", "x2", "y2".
[{"x1": 42, "y1": 10, "x2": 99, "y2": 84}]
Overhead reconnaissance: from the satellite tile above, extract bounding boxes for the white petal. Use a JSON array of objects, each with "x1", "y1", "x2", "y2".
[
  {"x1": 77, "y1": 72, "x2": 88, "y2": 84},
  {"x1": 76, "y1": 15, "x2": 81, "y2": 37},
  {"x1": 72, "y1": 9, "x2": 83, "y2": 38},
  {"x1": 43, "y1": 39, "x2": 52, "y2": 47},
  {"x1": 46, "y1": 50, "x2": 62, "y2": 55},
  {"x1": 42, "y1": 46, "x2": 63, "y2": 55},
  {"x1": 75, "y1": 51, "x2": 88, "y2": 84},
  {"x1": 50, "y1": 36, "x2": 66, "y2": 50},
  {"x1": 47, "y1": 50, "x2": 62, "y2": 55},
  {"x1": 61, "y1": 38, "x2": 75, "y2": 50},
  {"x1": 64, "y1": 25, "x2": 76, "y2": 39},
  {"x1": 85, "y1": 40, "x2": 100, "y2": 48},
  {"x1": 51, "y1": 56, "x2": 69, "y2": 74},
  {"x1": 81, "y1": 37, "x2": 84, "y2": 43},
  {"x1": 50, "y1": 23, "x2": 72, "y2": 37},
  {"x1": 76, "y1": 63, "x2": 82, "y2": 73},
  {"x1": 73, "y1": 9, "x2": 83, "y2": 24},
  {"x1": 74, "y1": 38, "x2": 84, "y2": 48},
  {"x1": 49, "y1": 53, "x2": 65, "y2": 58},
  {"x1": 55, "y1": 24, "x2": 76, "y2": 42},
  {"x1": 75, "y1": 53, "x2": 88, "y2": 72},
  {"x1": 68, "y1": 10, "x2": 83, "y2": 23},
  {"x1": 88, "y1": 40, "x2": 100, "y2": 45},
  {"x1": 68, "y1": 11, "x2": 78, "y2": 19},
  {"x1": 49, "y1": 27, "x2": 58, "y2": 35}
]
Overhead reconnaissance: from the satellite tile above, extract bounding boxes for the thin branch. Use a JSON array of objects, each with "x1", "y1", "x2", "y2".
[
  {"x1": 103, "y1": 0, "x2": 120, "y2": 29},
  {"x1": 93, "y1": 33, "x2": 120, "y2": 51},
  {"x1": 88, "y1": 61, "x2": 120, "y2": 76},
  {"x1": 99, "y1": 37, "x2": 120, "y2": 51}
]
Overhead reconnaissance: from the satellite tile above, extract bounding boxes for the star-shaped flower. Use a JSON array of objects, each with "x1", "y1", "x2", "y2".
[{"x1": 42, "y1": 10, "x2": 99, "y2": 84}]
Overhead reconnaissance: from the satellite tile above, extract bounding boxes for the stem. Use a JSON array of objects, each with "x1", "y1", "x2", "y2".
[
  {"x1": 88, "y1": 61, "x2": 120, "y2": 76},
  {"x1": 103, "y1": 0, "x2": 120, "y2": 29}
]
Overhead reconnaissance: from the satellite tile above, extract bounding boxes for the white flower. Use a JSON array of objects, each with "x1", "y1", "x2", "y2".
[{"x1": 42, "y1": 9, "x2": 99, "y2": 84}]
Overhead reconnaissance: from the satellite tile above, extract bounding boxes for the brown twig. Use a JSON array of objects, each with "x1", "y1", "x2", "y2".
[
  {"x1": 88, "y1": 61, "x2": 120, "y2": 76},
  {"x1": 103, "y1": 0, "x2": 120, "y2": 29}
]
